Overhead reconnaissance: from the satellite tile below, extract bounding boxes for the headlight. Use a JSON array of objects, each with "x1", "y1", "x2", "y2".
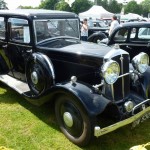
[
  {"x1": 102, "y1": 60, "x2": 120, "y2": 84},
  {"x1": 132, "y1": 52, "x2": 149, "y2": 73}
]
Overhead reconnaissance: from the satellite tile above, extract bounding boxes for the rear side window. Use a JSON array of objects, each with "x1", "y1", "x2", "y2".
[
  {"x1": 0, "y1": 17, "x2": 5, "y2": 40},
  {"x1": 8, "y1": 18, "x2": 30, "y2": 43},
  {"x1": 114, "y1": 28, "x2": 128, "y2": 42},
  {"x1": 138, "y1": 27, "x2": 150, "y2": 40}
]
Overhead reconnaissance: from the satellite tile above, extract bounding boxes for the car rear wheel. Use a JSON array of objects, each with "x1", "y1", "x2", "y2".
[{"x1": 55, "y1": 94, "x2": 92, "y2": 146}]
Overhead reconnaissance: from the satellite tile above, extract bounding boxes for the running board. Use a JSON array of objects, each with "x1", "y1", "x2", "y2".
[{"x1": 0, "y1": 75, "x2": 30, "y2": 94}]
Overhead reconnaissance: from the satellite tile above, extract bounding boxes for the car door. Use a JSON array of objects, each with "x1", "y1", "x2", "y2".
[
  {"x1": 7, "y1": 17, "x2": 32, "y2": 81},
  {"x1": 0, "y1": 16, "x2": 10, "y2": 74},
  {"x1": 124, "y1": 27, "x2": 150, "y2": 59}
]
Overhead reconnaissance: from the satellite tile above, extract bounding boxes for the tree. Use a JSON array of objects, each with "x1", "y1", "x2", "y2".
[
  {"x1": 140, "y1": 0, "x2": 150, "y2": 17},
  {"x1": 0, "y1": 0, "x2": 8, "y2": 9},
  {"x1": 107, "y1": 0, "x2": 122, "y2": 13},
  {"x1": 124, "y1": 0, "x2": 142, "y2": 15},
  {"x1": 71, "y1": 0, "x2": 93, "y2": 14},
  {"x1": 55, "y1": 1, "x2": 71, "y2": 11},
  {"x1": 18, "y1": 6, "x2": 35, "y2": 9},
  {"x1": 97, "y1": 0, "x2": 109, "y2": 10},
  {"x1": 39, "y1": 0, "x2": 59, "y2": 10}
]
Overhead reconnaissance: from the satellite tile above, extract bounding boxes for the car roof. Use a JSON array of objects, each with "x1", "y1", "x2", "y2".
[
  {"x1": 0, "y1": 9, "x2": 78, "y2": 19},
  {"x1": 120, "y1": 22, "x2": 150, "y2": 28}
]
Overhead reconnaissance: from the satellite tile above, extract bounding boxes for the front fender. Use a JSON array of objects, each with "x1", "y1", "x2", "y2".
[
  {"x1": 52, "y1": 81, "x2": 111, "y2": 116},
  {"x1": 88, "y1": 31, "x2": 107, "y2": 42}
]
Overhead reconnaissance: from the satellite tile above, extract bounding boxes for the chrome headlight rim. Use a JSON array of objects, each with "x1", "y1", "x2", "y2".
[
  {"x1": 102, "y1": 60, "x2": 120, "y2": 84},
  {"x1": 132, "y1": 52, "x2": 149, "y2": 74}
]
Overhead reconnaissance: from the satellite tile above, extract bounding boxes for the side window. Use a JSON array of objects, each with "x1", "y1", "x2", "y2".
[
  {"x1": 8, "y1": 18, "x2": 30, "y2": 43},
  {"x1": 0, "y1": 17, "x2": 5, "y2": 39},
  {"x1": 130, "y1": 28, "x2": 137, "y2": 39},
  {"x1": 114, "y1": 28, "x2": 128, "y2": 42},
  {"x1": 138, "y1": 27, "x2": 150, "y2": 40}
]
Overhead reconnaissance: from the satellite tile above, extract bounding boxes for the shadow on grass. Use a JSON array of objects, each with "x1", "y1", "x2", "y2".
[
  {"x1": 0, "y1": 83, "x2": 58, "y2": 130},
  {"x1": 0, "y1": 83, "x2": 150, "y2": 150}
]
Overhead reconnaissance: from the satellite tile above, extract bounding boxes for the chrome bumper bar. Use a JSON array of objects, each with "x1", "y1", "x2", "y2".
[{"x1": 94, "y1": 102, "x2": 150, "y2": 137}]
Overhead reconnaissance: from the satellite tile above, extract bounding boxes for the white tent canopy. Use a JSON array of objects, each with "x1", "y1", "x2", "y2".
[
  {"x1": 120, "y1": 13, "x2": 143, "y2": 21},
  {"x1": 79, "y1": 5, "x2": 114, "y2": 20}
]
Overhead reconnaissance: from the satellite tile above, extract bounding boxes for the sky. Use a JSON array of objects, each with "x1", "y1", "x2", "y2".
[
  {"x1": 4, "y1": 0, "x2": 144, "y2": 10},
  {"x1": 4, "y1": 0, "x2": 41, "y2": 9}
]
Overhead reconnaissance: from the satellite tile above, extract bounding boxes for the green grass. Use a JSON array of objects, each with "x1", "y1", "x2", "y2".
[{"x1": 0, "y1": 83, "x2": 150, "y2": 150}]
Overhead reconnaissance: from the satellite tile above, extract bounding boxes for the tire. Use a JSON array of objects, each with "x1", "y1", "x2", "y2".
[{"x1": 55, "y1": 94, "x2": 92, "y2": 146}]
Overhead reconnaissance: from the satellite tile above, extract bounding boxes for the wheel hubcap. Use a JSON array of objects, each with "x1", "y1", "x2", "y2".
[
  {"x1": 63, "y1": 112, "x2": 73, "y2": 127},
  {"x1": 31, "y1": 71, "x2": 38, "y2": 84}
]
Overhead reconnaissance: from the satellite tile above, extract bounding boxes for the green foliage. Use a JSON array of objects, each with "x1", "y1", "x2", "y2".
[
  {"x1": 124, "y1": 0, "x2": 142, "y2": 15},
  {"x1": 39, "y1": 0, "x2": 59, "y2": 10},
  {"x1": 55, "y1": 1, "x2": 71, "y2": 11},
  {"x1": 19, "y1": 6, "x2": 35, "y2": 9},
  {"x1": 107, "y1": 0, "x2": 122, "y2": 13},
  {"x1": 0, "y1": 0, "x2": 8, "y2": 9},
  {"x1": 140, "y1": 0, "x2": 150, "y2": 17},
  {"x1": 71, "y1": 0, "x2": 93, "y2": 14},
  {"x1": 97, "y1": 0, "x2": 109, "y2": 10}
]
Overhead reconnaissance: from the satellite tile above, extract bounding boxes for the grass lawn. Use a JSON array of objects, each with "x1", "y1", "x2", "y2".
[{"x1": 0, "y1": 83, "x2": 150, "y2": 150}]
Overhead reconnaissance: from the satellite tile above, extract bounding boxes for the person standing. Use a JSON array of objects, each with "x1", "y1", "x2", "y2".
[
  {"x1": 109, "y1": 15, "x2": 119, "y2": 36},
  {"x1": 81, "y1": 18, "x2": 88, "y2": 41}
]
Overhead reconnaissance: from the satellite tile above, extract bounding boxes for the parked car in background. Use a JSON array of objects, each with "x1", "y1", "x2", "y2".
[
  {"x1": 87, "y1": 19, "x2": 109, "y2": 43},
  {"x1": 100, "y1": 22, "x2": 150, "y2": 59},
  {"x1": 80, "y1": 19, "x2": 109, "y2": 43},
  {"x1": 0, "y1": 10, "x2": 150, "y2": 147}
]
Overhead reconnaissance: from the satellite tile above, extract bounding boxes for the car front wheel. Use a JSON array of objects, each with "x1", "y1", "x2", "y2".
[{"x1": 55, "y1": 95, "x2": 92, "y2": 146}]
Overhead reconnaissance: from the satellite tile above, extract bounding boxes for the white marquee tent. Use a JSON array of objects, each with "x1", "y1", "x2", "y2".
[{"x1": 79, "y1": 5, "x2": 114, "y2": 20}]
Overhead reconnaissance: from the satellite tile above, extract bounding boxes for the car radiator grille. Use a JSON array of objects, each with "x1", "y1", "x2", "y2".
[{"x1": 103, "y1": 54, "x2": 130, "y2": 101}]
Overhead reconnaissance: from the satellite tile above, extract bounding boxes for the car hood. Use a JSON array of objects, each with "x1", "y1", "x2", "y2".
[{"x1": 60, "y1": 41, "x2": 111, "y2": 58}]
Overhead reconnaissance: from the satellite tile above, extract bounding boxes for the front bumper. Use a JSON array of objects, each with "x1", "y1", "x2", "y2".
[{"x1": 94, "y1": 99, "x2": 150, "y2": 137}]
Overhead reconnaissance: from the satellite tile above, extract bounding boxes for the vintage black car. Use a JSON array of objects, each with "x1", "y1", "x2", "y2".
[
  {"x1": 101, "y1": 22, "x2": 150, "y2": 59},
  {"x1": 0, "y1": 9, "x2": 150, "y2": 146}
]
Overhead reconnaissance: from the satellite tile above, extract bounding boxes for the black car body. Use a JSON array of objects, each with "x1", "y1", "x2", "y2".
[{"x1": 0, "y1": 10, "x2": 150, "y2": 146}]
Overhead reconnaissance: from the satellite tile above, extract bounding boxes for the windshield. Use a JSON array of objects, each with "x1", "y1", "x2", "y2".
[{"x1": 34, "y1": 19, "x2": 80, "y2": 43}]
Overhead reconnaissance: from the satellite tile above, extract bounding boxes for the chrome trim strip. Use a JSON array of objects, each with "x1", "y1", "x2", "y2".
[
  {"x1": 132, "y1": 99, "x2": 150, "y2": 115},
  {"x1": 94, "y1": 105, "x2": 150, "y2": 137},
  {"x1": 111, "y1": 84, "x2": 114, "y2": 101},
  {"x1": 120, "y1": 55, "x2": 125, "y2": 98},
  {"x1": 118, "y1": 72, "x2": 132, "y2": 78}
]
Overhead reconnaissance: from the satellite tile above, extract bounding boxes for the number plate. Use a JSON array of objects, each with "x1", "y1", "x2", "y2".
[{"x1": 132, "y1": 111, "x2": 150, "y2": 128}]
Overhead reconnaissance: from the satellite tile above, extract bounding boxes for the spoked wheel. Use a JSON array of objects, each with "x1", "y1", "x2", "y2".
[{"x1": 55, "y1": 95, "x2": 92, "y2": 146}]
